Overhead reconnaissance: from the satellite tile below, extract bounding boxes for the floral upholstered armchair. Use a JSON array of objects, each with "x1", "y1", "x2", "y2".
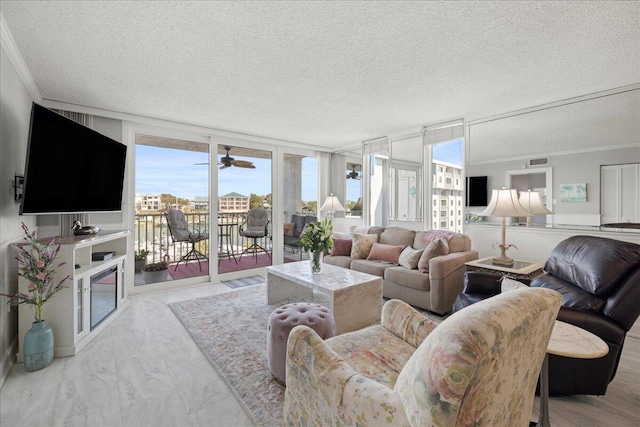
[{"x1": 283, "y1": 288, "x2": 562, "y2": 427}]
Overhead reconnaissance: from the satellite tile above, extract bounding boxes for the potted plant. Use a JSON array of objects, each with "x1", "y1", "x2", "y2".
[
  {"x1": 134, "y1": 249, "x2": 149, "y2": 273},
  {"x1": 141, "y1": 261, "x2": 169, "y2": 283},
  {"x1": 1, "y1": 223, "x2": 70, "y2": 371},
  {"x1": 298, "y1": 218, "x2": 333, "y2": 274}
]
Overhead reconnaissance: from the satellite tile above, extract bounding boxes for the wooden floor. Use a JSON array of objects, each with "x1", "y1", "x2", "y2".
[{"x1": 1, "y1": 282, "x2": 638, "y2": 426}]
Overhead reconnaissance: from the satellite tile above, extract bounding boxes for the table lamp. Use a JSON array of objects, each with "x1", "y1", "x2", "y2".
[
  {"x1": 480, "y1": 188, "x2": 531, "y2": 266},
  {"x1": 320, "y1": 193, "x2": 345, "y2": 219},
  {"x1": 519, "y1": 190, "x2": 554, "y2": 226},
  {"x1": 351, "y1": 197, "x2": 363, "y2": 215}
]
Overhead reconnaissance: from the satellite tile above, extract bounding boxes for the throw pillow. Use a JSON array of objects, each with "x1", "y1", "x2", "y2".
[
  {"x1": 501, "y1": 277, "x2": 528, "y2": 292},
  {"x1": 417, "y1": 238, "x2": 448, "y2": 272},
  {"x1": 283, "y1": 223, "x2": 295, "y2": 237},
  {"x1": 367, "y1": 243, "x2": 405, "y2": 264},
  {"x1": 351, "y1": 233, "x2": 378, "y2": 259},
  {"x1": 331, "y1": 238, "x2": 352, "y2": 256},
  {"x1": 398, "y1": 246, "x2": 424, "y2": 269}
]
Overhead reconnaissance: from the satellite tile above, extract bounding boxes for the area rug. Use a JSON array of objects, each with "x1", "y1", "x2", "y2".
[
  {"x1": 168, "y1": 284, "x2": 285, "y2": 427},
  {"x1": 168, "y1": 283, "x2": 446, "y2": 427}
]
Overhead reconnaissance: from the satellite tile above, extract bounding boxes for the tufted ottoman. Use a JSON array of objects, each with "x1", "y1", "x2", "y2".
[{"x1": 267, "y1": 302, "x2": 335, "y2": 385}]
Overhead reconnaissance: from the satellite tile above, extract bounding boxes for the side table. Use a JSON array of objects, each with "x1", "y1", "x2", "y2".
[
  {"x1": 535, "y1": 320, "x2": 609, "y2": 426},
  {"x1": 465, "y1": 256, "x2": 544, "y2": 280},
  {"x1": 218, "y1": 222, "x2": 238, "y2": 264}
]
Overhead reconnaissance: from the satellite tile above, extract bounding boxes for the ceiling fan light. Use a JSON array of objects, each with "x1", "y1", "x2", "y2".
[{"x1": 218, "y1": 145, "x2": 256, "y2": 169}]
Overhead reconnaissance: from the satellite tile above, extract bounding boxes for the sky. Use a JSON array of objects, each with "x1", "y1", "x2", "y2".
[
  {"x1": 136, "y1": 145, "x2": 311, "y2": 200},
  {"x1": 433, "y1": 138, "x2": 463, "y2": 166},
  {"x1": 136, "y1": 145, "x2": 209, "y2": 199},
  {"x1": 135, "y1": 138, "x2": 462, "y2": 201}
]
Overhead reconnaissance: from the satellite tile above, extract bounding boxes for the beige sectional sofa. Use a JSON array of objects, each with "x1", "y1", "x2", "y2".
[{"x1": 324, "y1": 226, "x2": 478, "y2": 315}]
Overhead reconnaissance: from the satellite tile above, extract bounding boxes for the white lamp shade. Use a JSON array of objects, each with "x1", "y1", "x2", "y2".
[
  {"x1": 519, "y1": 190, "x2": 554, "y2": 215},
  {"x1": 480, "y1": 188, "x2": 531, "y2": 217},
  {"x1": 320, "y1": 194, "x2": 345, "y2": 212}
]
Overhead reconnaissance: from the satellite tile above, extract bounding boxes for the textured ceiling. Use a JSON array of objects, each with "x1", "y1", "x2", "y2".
[{"x1": 1, "y1": 1, "x2": 639, "y2": 148}]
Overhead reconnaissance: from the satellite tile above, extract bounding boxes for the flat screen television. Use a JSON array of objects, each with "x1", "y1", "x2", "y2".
[
  {"x1": 20, "y1": 103, "x2": 127, "y2": 215},
  {"x1": 466, "y1": 176, "x2": 488, "y2": 207}
]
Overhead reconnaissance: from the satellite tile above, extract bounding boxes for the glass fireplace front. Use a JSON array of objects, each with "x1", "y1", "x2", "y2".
[{"x1": 90, "y1": 265, "x2": 117, "y2": 330}]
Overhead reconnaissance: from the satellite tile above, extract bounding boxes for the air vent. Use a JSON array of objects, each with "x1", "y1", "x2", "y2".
[
  {"x1": 528, "y1": 157, "x2": 549, "y2": 167},
  {"x1": 54, "y1": 109, "x2": 93, "y2": 128}
]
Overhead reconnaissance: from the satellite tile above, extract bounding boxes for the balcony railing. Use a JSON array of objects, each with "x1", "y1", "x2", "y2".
[{"x1": 133, "y1": 211, "x2": 273, "y2": 265}]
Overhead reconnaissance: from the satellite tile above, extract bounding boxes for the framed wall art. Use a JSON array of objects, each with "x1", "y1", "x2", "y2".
[{"x1": 560, "y1": 183, "x2": 587, "y2": 202}]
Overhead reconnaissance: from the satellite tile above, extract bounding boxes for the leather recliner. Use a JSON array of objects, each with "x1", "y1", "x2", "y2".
[{"x1": 453, "y1": 235, "x2": 640, "y2": 396}]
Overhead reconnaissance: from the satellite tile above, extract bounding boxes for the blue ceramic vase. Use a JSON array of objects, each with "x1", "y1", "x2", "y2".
[{"x1": 23, "y1": 320, "x2": 54, "y2": 371}]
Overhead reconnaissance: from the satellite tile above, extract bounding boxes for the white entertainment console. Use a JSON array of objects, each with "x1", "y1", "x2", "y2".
[{"x1": 17, "y1": 230, "x2": 131, "y2": 361}]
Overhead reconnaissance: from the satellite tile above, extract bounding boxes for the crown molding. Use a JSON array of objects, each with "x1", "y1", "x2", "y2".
[{"x1": 0, "y1": 13, "x2": 41, "y2": 103}]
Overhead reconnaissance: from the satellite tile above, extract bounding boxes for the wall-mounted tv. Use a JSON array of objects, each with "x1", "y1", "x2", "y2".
[
  {"x1": 466, "y1": 176, "x2": 488, "y2": 207},
  {"x1": 20, "y1": 103, "x2": 127, "y2": 215}
]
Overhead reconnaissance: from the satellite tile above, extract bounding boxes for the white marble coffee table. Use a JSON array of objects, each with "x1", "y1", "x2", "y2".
[
  {"x1": 266, "y1": 262, "x2": 383, "y2": 335},
  {"x1": 535, "y1": 320, "x2": 609, "y2": 427}
]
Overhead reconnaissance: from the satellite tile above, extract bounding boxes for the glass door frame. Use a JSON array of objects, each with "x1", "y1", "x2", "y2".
[
  {"x1": 272, "y1": 145, "x2": 321, "y2": 267},
  {"x1": 125, "y1": 123, "x2": 212, "y2": 294}
]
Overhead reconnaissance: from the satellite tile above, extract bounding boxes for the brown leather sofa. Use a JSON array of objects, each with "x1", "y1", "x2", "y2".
[{"x1": 453, "y1": 235, "x2": 640, "y2": 396}]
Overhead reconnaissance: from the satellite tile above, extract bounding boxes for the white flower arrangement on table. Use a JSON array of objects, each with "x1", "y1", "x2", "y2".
[{"x1": 298, "y1": 218, "x2": 334, "y2": 254}]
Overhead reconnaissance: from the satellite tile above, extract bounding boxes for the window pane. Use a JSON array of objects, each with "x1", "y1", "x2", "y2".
[
  {"x1": 345, "y1": 162, "x2": 362, "y2": 217},
  {"x1": 430, "y1": 138, "x2": 464, "y2": 233}
]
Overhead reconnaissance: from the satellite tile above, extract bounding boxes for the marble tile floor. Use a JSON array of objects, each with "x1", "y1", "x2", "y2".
[
  {"x1": 0, "y1": 282, "x2": 252, "y2": 427},
  {"x1": 1, "y1": 281, "x2": 638, "y2": 427}
]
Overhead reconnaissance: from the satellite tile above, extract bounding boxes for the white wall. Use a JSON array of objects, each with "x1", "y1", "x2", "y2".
[{"x1": 0, "y1": 45, "x2": 36, "y2": 387}]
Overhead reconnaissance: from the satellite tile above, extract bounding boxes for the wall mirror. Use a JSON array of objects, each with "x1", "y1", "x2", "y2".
[{"x1": 466, "y1": 86, "x2": 640, "y2": 229}]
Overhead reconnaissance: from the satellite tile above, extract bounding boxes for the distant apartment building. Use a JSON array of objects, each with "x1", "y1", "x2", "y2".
[
  {"x1": 431, "y1": 160, "x2": 463, "y2": 233},
  {"x1": 191, "y1": 196, "x2": 209, "y2": 211},
  {"x1": 219, "y1": 192, "x2": 249, "y2": 213},
  {"x1": 136, "y1": 194, "x2": 162, "y2": 211}
]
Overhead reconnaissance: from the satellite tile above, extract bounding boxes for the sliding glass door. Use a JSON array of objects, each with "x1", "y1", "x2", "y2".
[{"x1": 134, "y1": 133, "x2": 211, "y2": 285}]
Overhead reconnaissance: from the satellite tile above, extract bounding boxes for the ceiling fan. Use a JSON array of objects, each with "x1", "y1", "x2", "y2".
[
  {"x1": 346, "y1": 164, "x2": 361, "y2": 180},
  {"x1": 218, "y1": 146, "x2": 255, "y2": 169}
]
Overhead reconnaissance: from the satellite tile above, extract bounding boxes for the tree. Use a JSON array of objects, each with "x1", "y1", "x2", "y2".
[
  {"x1": 249, "y1": 193, "x2": 264, "y2": 209},
  {"x1": 301, "y1": 200, "x2": 318, "y2": 213},
  {"x1": 160, "y1": 193, "x2": 190, "y2": 209}
]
